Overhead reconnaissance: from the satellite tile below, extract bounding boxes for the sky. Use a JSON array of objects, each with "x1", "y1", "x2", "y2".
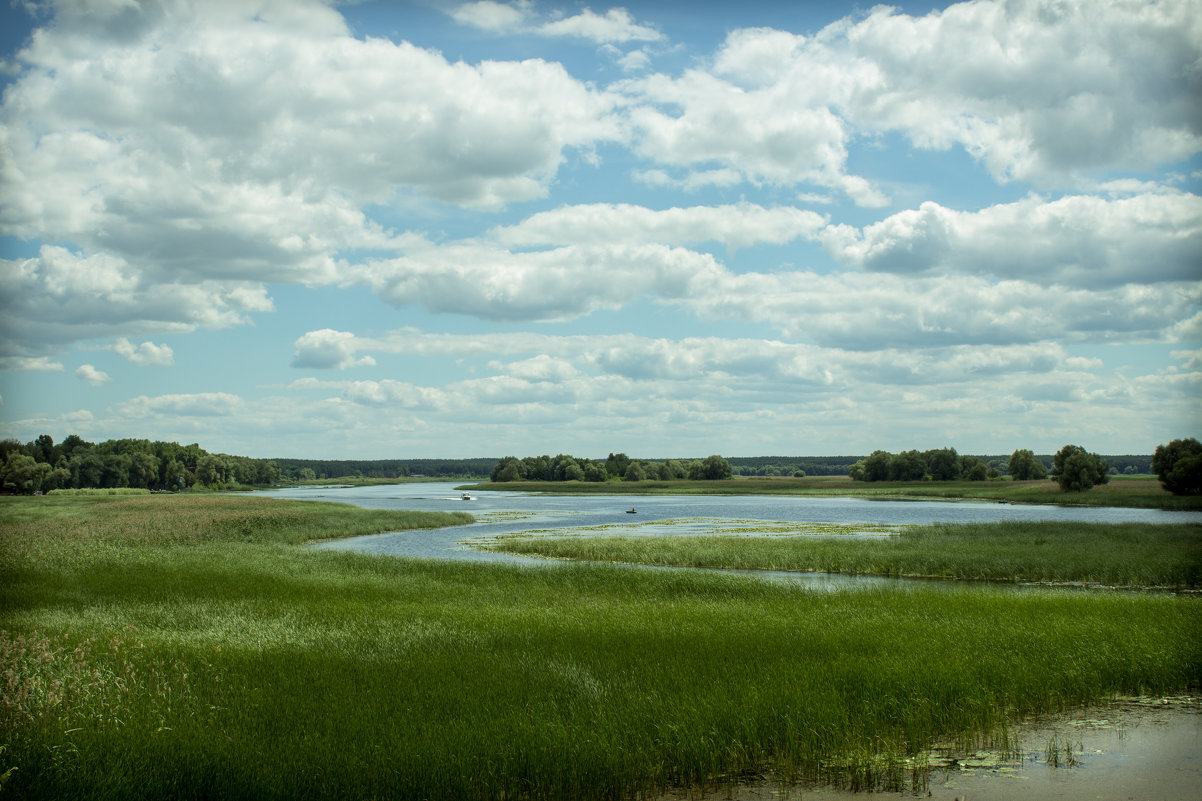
[{"x1": 0, "y1": 0, "x2": 1199, "y2": 460}]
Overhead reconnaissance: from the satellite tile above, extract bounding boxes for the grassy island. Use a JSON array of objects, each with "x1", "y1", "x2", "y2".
[
  {"x1": 2, "y1": 494, "x2": 1200, "y2": 800},
  {"x1": 483, "y1": 520, "x2": 1202, "y2": 589}
]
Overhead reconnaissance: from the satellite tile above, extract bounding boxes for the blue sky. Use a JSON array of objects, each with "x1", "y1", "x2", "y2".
[{"x1": 1, "y1": 0, "x2": 1199, "y2": 459}]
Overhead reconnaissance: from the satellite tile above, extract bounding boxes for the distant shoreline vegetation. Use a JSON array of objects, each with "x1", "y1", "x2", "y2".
[
  {"x1": 3, "y1": 433, "x2": 1193, "y2": 498},
  {"x1": 490, "y1": 450, "x2": 1158, "y2": 485},
  {"x1": 0, "y1": 435, "x2": 281, "y2": 495}
]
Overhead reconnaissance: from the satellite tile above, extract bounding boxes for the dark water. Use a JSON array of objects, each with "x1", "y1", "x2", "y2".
[{"x1": 262, "y1": 482, "x2": 1202, "y2": 577}]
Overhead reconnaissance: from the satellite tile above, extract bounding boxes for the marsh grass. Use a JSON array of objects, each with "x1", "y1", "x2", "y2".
[
  {"x1": 2, "y1": 496, "x2": 1200, "y2": 800},
  {"x1": 485, "y1": 521, "x2": 1202, "y2": 588}
]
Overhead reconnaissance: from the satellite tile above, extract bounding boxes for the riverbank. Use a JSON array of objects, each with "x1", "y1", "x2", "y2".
[
  {"x1": 463, "y1": 474, "x2": 1201, "y2": 511},
  {"x1": 2, "y1": 493, "x2": 1200, "y2": 800}
]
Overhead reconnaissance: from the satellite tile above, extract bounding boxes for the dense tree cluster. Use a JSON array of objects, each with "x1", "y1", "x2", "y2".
[
  {"x1": 848, "y1": 447, "x2": 1000, "y2": 482},
  {"x1": 1007, "y1": 449, "x2": 1048, "y2": 480},
  {"x1": 1152, "y1": 437, "x2": 1202, "y2": 496},
  {"x1": 1050, "y1": 444, "x2": 1110, "y2": 492},
  {"x1": 490, "y1": 453, "x2": 733, "y2": 483},
  {"x1": 0, "y1": 434, "x2": 280, "y2": 495}
]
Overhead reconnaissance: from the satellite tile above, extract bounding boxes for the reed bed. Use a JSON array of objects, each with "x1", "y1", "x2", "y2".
[
  {"x1": 2, "y1": 496, "x2": 1199, "y2": 800},
  {"x1": 486, "y1": 521, "x2": 1202, "y2": 588}
]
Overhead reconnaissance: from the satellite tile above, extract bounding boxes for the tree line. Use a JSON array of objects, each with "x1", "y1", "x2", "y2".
[
  {"x1": 848, "y1": 440, "x2": 1200, "y2": 494},
  {"x1": 490, "y1": 453, "x2": 733, "y2": 483},
  {"x1": 0, "y1": 434, "x2": 281, "y2": 495},
  {"x1": 850, "y1": 447, "x2": 1009, "y2": 483},
  {"x1": 848, "y1": 445, "x2": 1101, "y2": 489},
  {"x1": 273, "y1": 458, "x2": 496, "y2": 482}
]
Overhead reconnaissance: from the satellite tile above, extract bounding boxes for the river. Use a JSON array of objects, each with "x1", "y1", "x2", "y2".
[{"x1": 262, "y1": 481, "x2": 1202, "y2": 572}]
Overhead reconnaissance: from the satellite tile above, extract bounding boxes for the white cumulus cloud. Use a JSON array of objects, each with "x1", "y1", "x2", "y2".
[
  {"x1": 113, "y1": 338, "x2": 175, "y2": 366},
  {"x1": 75, "y1": 364, "x2": 111, "y2": 386},
  {"x1": 292, "y1": 329, "x2": 377, "y2": 370},
  {"x1": 823, "y1": 192, "x2": 1202, "y2": 287}
]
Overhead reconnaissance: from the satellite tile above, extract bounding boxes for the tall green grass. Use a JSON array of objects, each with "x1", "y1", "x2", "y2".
[
  {"x1": 485, "y1": 521, "x2": 1202, "y2": 588},
  {"x1": 2, "y1": 496, "x2": 1200, "y2": 800}
]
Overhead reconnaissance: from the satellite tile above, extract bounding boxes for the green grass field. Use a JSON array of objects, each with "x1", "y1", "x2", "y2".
[{"x1": 2, "y1": 494, "x2": 1200, "y2": 799}]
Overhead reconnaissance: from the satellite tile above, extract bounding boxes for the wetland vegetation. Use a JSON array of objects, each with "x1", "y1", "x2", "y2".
[
  {"x1": 2, "y1": 492, "x2": 1200, "y2": 799},
  {"x1": 482, "y1": 520, "x2": 1202, "y2": 589}
]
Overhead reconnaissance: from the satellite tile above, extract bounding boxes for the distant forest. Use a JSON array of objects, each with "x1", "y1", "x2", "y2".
[
  {"x1": 0, "y1": 434, "x2": 281, "y2": 494},
  {"x1": 273, "y1": 458, "x2": 498, "y2": 481},
  {"x1": 0, "y1": 431, "x2": 1156, "y2": 496}
]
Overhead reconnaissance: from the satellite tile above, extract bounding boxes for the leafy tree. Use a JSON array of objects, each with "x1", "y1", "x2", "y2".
[
  {"x1": 160, "y1": 457, "x2": 189, "y2": 489},
  {"x1": 889, "y1": 450, "x2": 927, "y2": 481},
  {"x1": 583, "y1": 462, "x2": 608, "y2": 482},
  {"x1": 606, "y1": 453, "x2": 631, "y2": 479},
  {"x1": 861, "y1": 450, "x2": 891, "y2": 482},
  {"x1": 693, "y1": 454, "x2": 731, "y2": 480},
  {"x1": 522, "y1": 455, "x2": 551, "y2": 482},
  {"x1": 848, "y1": 459, "x2": 866, "y2": 481},
  {"x1": 1164, "y1": 457, "x2": 1202, "y2": 496},
  {"x1": 1051, "y1": 444, "x2": 1110, "y2": 492},
  {"x1": 662, "y1": 460, "x2": 687, "y2": 479},
  {"x1": 128, "y1": 452, "x2": 160, "y2": 489},
  {"x1": 624, "y1": 462, "x2": 647, "y2": 482},
  {"x1": 960, "y1": 458, "x2": 989, "y2": 481},
  {"x1": 69, "y1": 452, "x2": 104, "y2": 488},
  {"x1": 30, "y1": 433, "x2": 56, "y2": 464},
  {"x1": 1152, "y1": 438, "x2": 1202, "y2": 495},
  {"x1": 490, "y1": 457, "x2": 523, "y2": 482},
  {"x1": 923, "y1": 447, "x2": 959, "y2": 481},
  {"x1": 59, "y1": 434, "x2": 91, "y2": 458},
  {"x1": 100, "y1": 454, "x2": 132, "y2": 488},
  {"x1": 1, "y1": 452, "x2": 41, "y2": 494},
  {"x1": 1007, "y1": 449, "x2": 1048, "y2": 480}
]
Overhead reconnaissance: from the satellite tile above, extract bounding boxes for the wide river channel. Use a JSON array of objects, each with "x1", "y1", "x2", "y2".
[
  {"x1": 260, "y1": 482, "x2": 1202, "y2": 800},
  {"x1": 264, "y1": 481, "x2": 1202, "y2": 576}
]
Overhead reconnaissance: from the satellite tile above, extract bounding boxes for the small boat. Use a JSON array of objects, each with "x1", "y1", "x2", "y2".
[
  {"x1": 625, "y1": 508, "x2": 636, "y2": 514},
  {"x1": 461, "y1": 493, "x2": 473, "y2": 501}
]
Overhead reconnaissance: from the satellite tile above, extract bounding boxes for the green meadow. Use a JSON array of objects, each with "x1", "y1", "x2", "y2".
[{"x1": 2, "y1": 494, "x2": 1200, "y2": 800}]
